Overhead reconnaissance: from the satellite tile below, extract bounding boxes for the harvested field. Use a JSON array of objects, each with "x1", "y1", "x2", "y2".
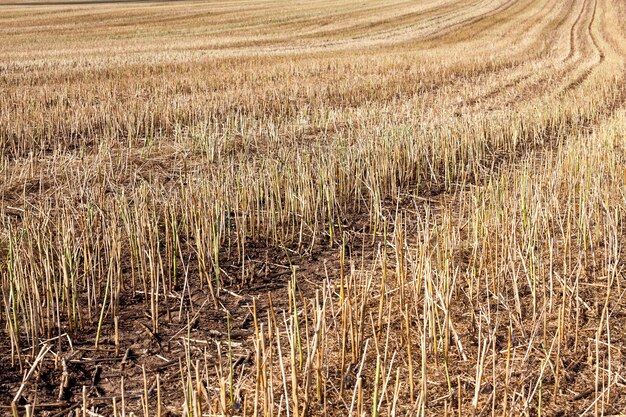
[{"x1": 1, "y1": 0, "x2": 626, "y2": 415}]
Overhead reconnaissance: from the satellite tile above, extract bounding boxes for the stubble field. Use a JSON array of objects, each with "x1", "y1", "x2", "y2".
[{"x1": 1, "y1": 0, "x2": 626, "y2": 415}]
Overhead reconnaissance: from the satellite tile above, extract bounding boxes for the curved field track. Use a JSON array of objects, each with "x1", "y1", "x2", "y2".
[{"x1": 1, "y1": 1, "x2": 626, "y2": 416}]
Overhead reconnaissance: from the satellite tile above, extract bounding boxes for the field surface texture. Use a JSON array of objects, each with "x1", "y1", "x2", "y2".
[{"x1": 1, "y1": 0, "x2": 626, "y2": 415}]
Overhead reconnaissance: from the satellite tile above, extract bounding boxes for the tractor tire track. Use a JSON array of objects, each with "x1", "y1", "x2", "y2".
[
  {"x1": 460, "y1": 0, "x2": 580, "y2": 110},
  {"x1": 565, "y1": 0, "x2": 588, "y2": 62},
  {"x1": 560, "y1": 0, "x2": 605, "y2": 94},
  {"x1": 492, "y1": 0, "x2": 602, "y2": 105},
  {"x1": 496, "y1": 0, "x2": 588, "y2": 105}
]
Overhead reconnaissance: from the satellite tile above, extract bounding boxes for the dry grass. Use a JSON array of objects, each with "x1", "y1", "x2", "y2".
[{"x1": 1, "y1": 0, "x2": 626, "y2": 415}]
